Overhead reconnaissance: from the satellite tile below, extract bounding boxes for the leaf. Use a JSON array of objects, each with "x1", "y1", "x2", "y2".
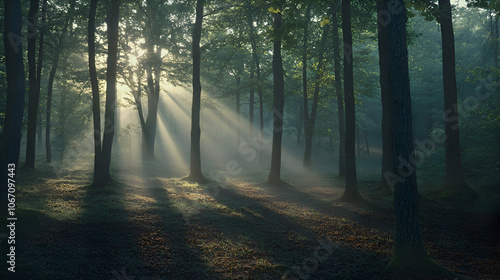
[
  {"x1": 320, "y1": 18, "x2": 330, "y2": 27},
  {"x1": 268, "y1": 6, "x2": 280, "y2": 13}
]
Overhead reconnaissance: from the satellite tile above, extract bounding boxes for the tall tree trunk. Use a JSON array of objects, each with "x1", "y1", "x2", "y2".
[
  {"x1": 439, "y1": 0, "x2": 475, "y2": 196},
  {"x1": 365, "y1": 131, "x2": 370, "y2": 156},
  {"x1": 25, "y1": 0, "x2": 40, "y2": 168},
  {"x1": 247, "y1": 10, "x2": 264, "y2": 137},
  {"x1": 35, "y1": 0, "x2": 46, "y2": 154},
  {"x1": 37, "y1": 110, "x2": 42, "y2": 149},
  {"x1": 385, "y1": 2, "x2": 454, "y2": 278},
  {"x1": 378, "y1": 0, "x2": 393, "y2": 191},
  {"x1": 302, "y1": 4, "x2": 312, "y2": 168},
  {"x1": 249, "y1": 68, "x2": 255, "y2": 137},
  {"x1": 46, "y1": 0, "x2": 75, "y2": 163},
  {"x1": 340, "y1": 0, "x2": 363, "y2": 202},
  {"x1": 331, "y1": 1, "x2": 345, "y2": 177},
  {"x1": 88, "y1": 0, "x2": 102, "y2": 185},
  {"x1": 356, "y1": 126, "x2": 360, "y2": 156},
  {"x1": 188, "y1": 0, "x2": 206, "y2": 183},
  {"x1": 268, "y1": 8, "x2": 285, "y2": 184},
  {"x1": 236, "y1": 73, "x2": 241, "y2": 145},
  {"x1": 1, "y1": 0, "x2": 26, "y2": 216},
  {"x1": 101, "y1": 0, "x2": 120, "y2": 181},
  {"x1": 305, "y1": 21, "x2": 330, "y2": 168},
  {"x1": 142, "y1": 3, "x2": 161, "y2": 161}
]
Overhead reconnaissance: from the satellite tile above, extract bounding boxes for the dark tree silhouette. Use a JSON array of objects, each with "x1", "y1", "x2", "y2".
[
  {"x1": 384, "y1": 1, "x2": 455, "y2": 278},
  {"x1": 377, "y1": 0, "x2": 393, "y2": 190},
  {"x1": 25, "y1": 0, "x2": 40, "y2": 168},
  {"x1": 268, "y1": 6, "x2": 285, "y2": 184},
  {"x1": 330, "y1": 0, "x2": 345, "y2": 177},
  {"x1": 46, "y1": 0, "x2": 75, "y2": 163},
  {"x1": 340, "y1": 0, "x2": 363, "y2": 202},
  {"x1": 438, "y1": 0, "x2": 476, "y2": 197},
  {"x1": 1, "y1": 0, "x2": 26, "y2": 215},
  {"x1": 101, "y1": 0, "x2": 120, "y2": 181},
  {"x1": 187, "y1": 0, "x2": 207, "y2": 183},
  {"x1": 247, "y1": 4, "x2": 264, "y2": 138},
  {"x1": 88, "y1": 0, "x2": 103, "y2": 185},
  {"x1": 302, "y1": 3, "x2": 312, "y2": 167},
  {"x1": 141, "y1": 1, "x2": 162, "y2": 161}
]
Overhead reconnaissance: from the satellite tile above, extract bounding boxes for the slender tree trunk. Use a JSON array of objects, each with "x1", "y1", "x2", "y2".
[
  {"x1": 356, "y1": 126, "x2": 360, "y2": 156},
  {"x1": 306, "y1": 21, "x2": 330, "y2": 168},
  {"x1": 25, "y1": 0, "x2": 40, "y2": 168},
  {"x1": 188, "y1": 0, "x2": 206, "y2": 183},
  {"x1": 331, "y1": 1, "x2": 345, "y2": 177},
  {"x1": 236, "y1": 73, "x2": 241, "y2": 145},
  {"x1": 88, "y1": 0, "x2": 102, "y2": 185},
  {"x1": 35, "y1": 0, "x2": 46, "y2": 155},
  {"x1": 378, "y1": 0, "x2": 393, "y2": 190},
  {"x1": 385, "y1": 2, "x2": 454, "y2": 278},
  {"x1": 37, "y1": 110, "x2": 42, "y2": 149},
  {"x1": 268, "y1": 8, "x2": 285, "y2": 184},
  {"x1": 1, "y1": 0, "x2": 26, "y2": 215},
  {"x1": 364, "y1": 131, "x2": 370, "y2": 155},
  {"x1": 249, "y1": 68, "x2": 254, "y2": 137},
  {"x1": 439, "y1": 0, "x2": 475, "y2": 196},
  {"x1": 101, "y1": 0, "x2": 120, "y2": 181},
  {"x1": 340, "y1": 0, "x2": 363, "y2": 202},
  {"x1": 248, "y1": 11, "x2": 264, "y2": 137},
  {"x1": 302, "y1": 4, "x2": 312, "y2": 168},
  {"x1": 46, "y1": 0, "x2": 74, "y2": 163}
]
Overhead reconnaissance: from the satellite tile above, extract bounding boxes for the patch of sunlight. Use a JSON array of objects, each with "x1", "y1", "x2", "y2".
[{"x1": 44, "y1": 198, "x2": 83, "y2": 220}]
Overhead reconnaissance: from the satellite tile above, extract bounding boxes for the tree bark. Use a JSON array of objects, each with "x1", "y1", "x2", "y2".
[
  {"x1": 88, "y1": 0, "x2": 102, "y2": 185},
  {"x1": 46, "y1": 0, "x2": 74, "y2": 163},
  {"x1": 101, "y1": 0, "x2": 120, "y2": 181},
  {"x1": 248, "y1": 11, "x2": 264, "y2": 137},
  {"x1": 302, "y1": 4, "x2": 312, "y2": 168},
  {"x1": 384, "y1": 2, "x2": 454, "y2": 277},
  {"x1": 365, "y1": 130, "x2": 370, "y2": 156},
  {"x1": 36, "y1": 0, "x2": 46, "y2": 153},
  {"x1": 378, "y1": 0, "x2": 393, "y2": 190},
  {"x1": 305, "y1": 21, "x2": 330, "y2": 168},
  {"x1": 1, "y1": 0, "x2": 26, "y2": 216},
  {"x1": 268, "y1": 8, "x2": 285, "y2": 184},
  {"x1": 236, "y1": 73, "x2": 241, "y2": 145},
  {"x1": 25, "y1": 0, "x2": 40, "y2": 168},
  {"x1": 439, "y1": 0, "x2": 475, "y2": 196},
  {"x1": 188, "y1": 0, "x2": 206, "y2": 183},
  {"x1": 331, "y1": 0, "x2": 345, "y2": 177},
  {"x1": 340, "y1": 0, "x2": 363, "y2": 202},
  {"x1": 249, "y1": 68, "x2": 255, "y2": 137}
]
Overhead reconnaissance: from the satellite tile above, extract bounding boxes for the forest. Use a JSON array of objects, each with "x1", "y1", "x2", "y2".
[{"x1": 0, "y1": 0, "x2": 499, "y2": 279}]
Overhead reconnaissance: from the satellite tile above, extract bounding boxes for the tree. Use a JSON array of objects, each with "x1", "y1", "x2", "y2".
[
  {"x1": 377, "y1": 0, "x2": 393, "y2": 190},
  {"x1": 140, "y1": 0, "x2": 163, "y2": 161},
  {"x1": 88, "y1": 0, "x2": 102, "y2": 185},
  {"x1": 25, "y1": 0, "x2": 40, "y2": 168},
  {"x1": 187, "y1": 0, "x2": 207, "y2": 183},
  {"x1": 340, "y1": 0, "x2": 363, "y2": 202},
  {"x1": 268, "y1": 4, "x2": 285, "y2": 184},
  {"x1": 247, "y1": 3, "x2": 265, "y2": 138},
  {"x1": 1, "y1": 0, "x2": 26, "y2": 216},
  {"x1": 46, "y1": 0, "x2": 76, "y2": 162},
  {"x1": 384, "y1": 1, "x2": 455, "y2": 278},
  {"x1": 438, "y1": 0, "x2": 476, "y2": 197},
  {"x1": 301, "y1": 3, "x2": 312, "y2": 167},
  {"x1": 101, "y1": 0, "x2": 120, "y2": 181},
  {"x1": 330, "y1": 0, "x2": 346, "y2": 177}
]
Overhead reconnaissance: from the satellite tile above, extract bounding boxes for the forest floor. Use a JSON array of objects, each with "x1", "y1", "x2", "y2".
[{"x1": 1, "y1": 159, "x2": 499, "y2": 280}]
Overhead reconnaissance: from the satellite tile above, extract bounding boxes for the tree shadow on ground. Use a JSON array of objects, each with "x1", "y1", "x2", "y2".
[{"x1": 202, "y1": 184, "x2": 387, "y2": 280}]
